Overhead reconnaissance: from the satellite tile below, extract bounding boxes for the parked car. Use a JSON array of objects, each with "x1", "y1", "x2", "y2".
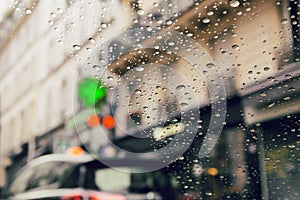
[{"x1": 3, "y1": 151, "x2": 164, "y2": 200}]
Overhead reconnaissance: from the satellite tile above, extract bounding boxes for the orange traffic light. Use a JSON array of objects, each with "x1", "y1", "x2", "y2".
[{"x1": 86, "y1": 114, "x2": 101, "y2": 128}]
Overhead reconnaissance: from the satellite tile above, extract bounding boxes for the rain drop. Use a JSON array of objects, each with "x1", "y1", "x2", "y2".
[
  {"x1": 50, "y1": 12, "x2": 56, "y2": 18},
  {"x1": 176, "y1": 85, "x2": 186, "y2": 91},
  {"x1": 146, "y1": 26, "x2": 152, "y2": 32},
  {"x1": 178, "y1": 156, "x2": 184, "y2": 160},
  {"x1": 135, "y1": 66, "x2": 145, "y2": 72},
  {"x1": 281, "y1": 19, "x2": 288, "y2": 24},
  {"x1": 93, "y1": 65, "x2": 101, "y2": 70},
  {"x1": 259, "y1": 92, "x2": 267, "y2": 97},
  {"x1": 180, "y1": 102, "x2": 188, "y2": 107},
  {"x1": 207, "y1": 11, "x2": 214, "y2": 16},
  {"x1": 229, "y1": 0, "x2": 240, "y2": 8},
  {"x1": 202, "y1": 18, "x2": 210, "y2": 24},
  {"x1": 156, "y1": 35, "x2": 163, "y2": 40},
  {"x1": 73, "y1": 44, "x2": 81, "y2": 50},
  {"x1": 288, "y1": 87, "x2": 295, "y2": 92},
  {"x1": 137, "y1": 9, "x2": 145, "y2": 16},
  {"x1": 168, "y1": 41, "x2": 175, "y2": 46},
  {"x1": 88, "y1": 38, "x2": 95, "y2": 43},
  {"x1": 57, "y1": 8, "x2": 63, "y2": 14},
  {"x1": 232, "y1": 44, "x2": 239, "y2": 50},
  {"x1": 267, "y1": 102, "x2": 275, "y2": 108},
  {"x1": 166, "y1": 20, "x2": 173, "y2": 25},
  {"x1": 25, "y1": 8, "x2": 32, "y2": 14},
  {"x1": 101, "y1": 23, "x2": 108, "y2": 29},
  {"x1": 206, "y1": 63, "x2": 215, "y2": 68},
  {"x1": 135, "y1": 89, "x2": 142, "y2": 94},
  {"x1": 288, "y1": 144, "x2": 296, "y2": 149}
]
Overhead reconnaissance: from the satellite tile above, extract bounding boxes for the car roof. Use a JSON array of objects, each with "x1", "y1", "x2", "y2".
[{"x1": 22, "y1": 153, "x2": 166, "y2": 171}]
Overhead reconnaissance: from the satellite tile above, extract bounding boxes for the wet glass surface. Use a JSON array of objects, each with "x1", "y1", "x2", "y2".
[{"x1": 0, "y1": 0, "x2": 299, "y2": 199}]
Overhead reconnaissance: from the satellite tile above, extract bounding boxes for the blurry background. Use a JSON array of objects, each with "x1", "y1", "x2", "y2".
[{"x1": 0, "y1": 0, "x2": 299, "y2": 199}]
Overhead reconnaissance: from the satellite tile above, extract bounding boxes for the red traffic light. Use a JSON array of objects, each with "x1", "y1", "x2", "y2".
[
  {"x1": 102, "y1": 115, "x2": 115, "y2": 129},
  {"x1": 86, "y1": 114, "x2": 115, "y2": 129}
]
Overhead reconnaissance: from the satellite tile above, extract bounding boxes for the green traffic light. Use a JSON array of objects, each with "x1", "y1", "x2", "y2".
[{"x1": 78, "y1": 78, "x2": 107, "y2": 107}]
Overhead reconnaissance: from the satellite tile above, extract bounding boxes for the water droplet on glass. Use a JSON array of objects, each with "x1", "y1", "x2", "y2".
[
  {"x1": 206, "y1": 192, "x2": 213, "y2": 196},
  {"x1": 202, "y1": 18, "x2": 210, "y2": 24},
  {"x1": 264, "y1": 66, "x2": 270, "y2": 71},
  {"x1": 176, "y1": 85, "x2": 186, "y2": 91},
  {"x1": 50, "y1": 12, "x2": 56, "y2": 18},
  {"x1": 180, "y1": 102, "x2": 188, "y2": 107},
  {"x1": 57, "y1": 8, "x2": 63, "y2": 14},
  {"x1": 288, "y1": 87, "x2": 295, "y2": 92},
  {"x1": 284, "y1": 74, "x2": 292, "y2": 79},
  {"x1": 166, "y1": 20, "x2": 173, "y2": 25},
  {"x1": 146, "y1": 26, "x2": 152, "y2": 32},
  {"x1": 93, "y1": 65, "x2": 101, "y2": 71},
  {"x1": 281, "y1": 19, "x2": 288, "y2": 24},
  {"x1": 229, "y1": 0, "x2": 240, "y2": 8},
  {"x1": 232, "y1": 44, "x2": 239, "y2": 50},
  {"x1": 137, "y1": 9, "x2": 145, "y2": 15},
  {"x1": 259, "y1": 92, "x2": 267, "y2": 97},
  {"x1": 25, "y1": 8, "x2": 32, "y2": 14},
  {"x1": 206, "y1": 63, "x2": 215, "y2": 68},
  {"x1": 153, "y1": 2, "x2": 159, "y2": 7},
  {"x1": 168, "y1": 41, "x2": 175, "y2": 46},
  {"x1": 101, "y1": 23, "x2": 108, "y2": 29},
  {"x1": 207, "y1": 11, "x2": 214, "y2": 16},
  {"x1": 283, "y1": 96, "x2": 290, "y2": 101},
  {"x1": 88, "y1": 38, "x2": 95, "y2": 43},
  {"x1": 267, "y1": 102, "x2": 275, "y2": 108},
  {"x1": 237, "y1": 11, "x2": 243, "y2": 15},
  {"x1": 135, "y1": 89, "x2": 142, "y2": 94},
  {"x1": 223, "y1": 10, "x2": 228, "y2": 15},
  {"x1": 135, "y1": 66, "x2": 145, "y2": 72},
  {"x1": 215, "y1": 113, "x2": 221, "y2": 117},
  {"x1": 132, "y1": 18, "x2": 138, "y2": 24},
  {"x1": 73, "y1": 44, "x2": 81, "y2": 50},
  {"x1": 178, "y1": 156, "x2": 184, "y2": 160},
  {"x1": 288, "y1": 144, "x2": 296, "y2": 149},
  {"x1": 267, "y1": 77, "x2": 275, "y2": 82}
]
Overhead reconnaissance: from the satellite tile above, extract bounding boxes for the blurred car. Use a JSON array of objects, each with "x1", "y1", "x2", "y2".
[{"x1": 3, "y1": 151, "x2": 164, "y2": 200}]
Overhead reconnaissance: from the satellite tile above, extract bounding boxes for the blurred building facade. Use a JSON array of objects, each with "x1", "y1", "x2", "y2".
[
  {"x1": 0, "y1": 0, "x2": 128, "y2": 188},
  {"x1": 105, "y1": 0, "x2": 300, "y2": 199}
]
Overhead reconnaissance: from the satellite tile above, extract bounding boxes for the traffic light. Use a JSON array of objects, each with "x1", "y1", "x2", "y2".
[
  {"x1": 102, "y1": 115, "x2": 115, "y2": 129},
  {"x1": 86, "y1": 114, "x2": 115, "y2": 129},
  {"x1": 86, "y1": 114, "x2": 101, "y2": 128},
  {"x1": 78, "y1": 78, "x2": 107, "y2": 107}
]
